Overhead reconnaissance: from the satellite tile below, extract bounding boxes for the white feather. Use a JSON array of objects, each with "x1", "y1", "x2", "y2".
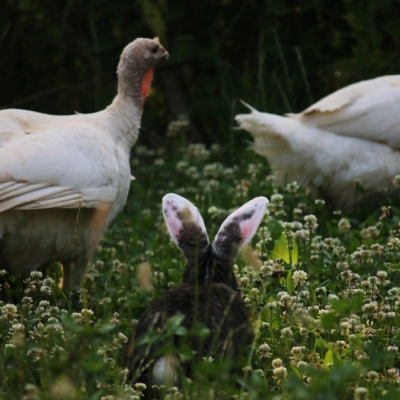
[
  {"x1": 0, "y1": 37, "x2": 168, "y2": 291},
  {"x1": 236, "y1": 97, "x2": 400, "y2": 209},
  {"x1": 289, "y1": 75, "x2": 400, "y2": 149}
]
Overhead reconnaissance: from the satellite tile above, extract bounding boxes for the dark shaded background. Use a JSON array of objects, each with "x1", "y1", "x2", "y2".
[{"x1": 2, "y1": 0, "x2": 400, "y2": 148}]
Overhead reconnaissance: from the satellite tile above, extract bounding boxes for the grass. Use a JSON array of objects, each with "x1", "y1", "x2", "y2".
[{"x1": 1, "y1": 123, "x2": 400, "y2": 400}]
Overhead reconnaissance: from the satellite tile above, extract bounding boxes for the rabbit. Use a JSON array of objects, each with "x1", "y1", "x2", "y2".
[{"x1": 123, "y1": 193, "x2": 269, "y2": 388}]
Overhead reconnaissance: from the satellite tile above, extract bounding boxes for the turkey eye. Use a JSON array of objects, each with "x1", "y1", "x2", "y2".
[{"x1": 152, "y1": 46, "x2": 158, "y2": 54}]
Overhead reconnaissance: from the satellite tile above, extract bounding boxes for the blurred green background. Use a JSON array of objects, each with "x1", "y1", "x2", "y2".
[{"x1": 2, "y1": 0, "x2": 399, "y2": 148}]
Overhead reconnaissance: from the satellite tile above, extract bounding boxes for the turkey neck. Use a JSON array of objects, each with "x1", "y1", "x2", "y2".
[
  {"x1": 105, "y1": 61, "x2": 153, "y2": 150},
  {"x1": 105, "y1": 93, "x2": 143, "y2": 150}
]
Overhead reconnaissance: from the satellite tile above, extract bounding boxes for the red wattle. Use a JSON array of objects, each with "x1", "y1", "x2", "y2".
[{"x1": 142, "y1": 68, "x2": 154, "y2": 99}]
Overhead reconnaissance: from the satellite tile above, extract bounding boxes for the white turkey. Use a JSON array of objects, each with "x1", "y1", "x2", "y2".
[
  {"x1": 235, "y1": 75, "x2": 400, "y2": 209},
  {"x1": 0, "y1": 37, "x2": 168, "y2": 292}
]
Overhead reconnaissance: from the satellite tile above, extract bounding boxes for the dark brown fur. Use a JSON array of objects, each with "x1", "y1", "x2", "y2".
[{"x1": 124, "y1": 225, "x2": 253, "y2": 385}]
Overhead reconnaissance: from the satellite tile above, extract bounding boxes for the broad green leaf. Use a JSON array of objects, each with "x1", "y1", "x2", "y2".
[
  {"x1": 323, "y1": 349, "x2": 334, "y2": 370},
  {"x1": 330, "y1": 294, "x2": 365, "y2": 315},
  {"x1": 320, "y1": 312, "x2": 339, "y2": 331},
  {"x1": 270, "y1": 234, "x2": 298, "y2": 264},
  {"x1": 333, "y1": 349, "x2": 342, "y2": 366},
  {"x1": 323, "y1": 348, "x2": 342, "y2": 370}
]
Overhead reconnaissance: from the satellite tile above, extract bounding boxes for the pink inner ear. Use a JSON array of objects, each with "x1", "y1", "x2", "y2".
[
  {"x1": 240, "y1": 222, "x2": 254, "y2": 244},
  {"x1": 165, "y1": 213, "x2": 183, "y2": 243}
]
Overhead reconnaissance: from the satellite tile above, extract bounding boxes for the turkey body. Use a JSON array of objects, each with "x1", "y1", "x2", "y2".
[
  {"x1": 236, "y1": 76, "x2": 400, "y2": 209},
  {"x1": 0, "y1": 38, "x2": 168, "y2": 291}
]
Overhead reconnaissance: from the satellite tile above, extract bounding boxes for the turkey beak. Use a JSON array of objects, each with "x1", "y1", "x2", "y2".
[
  {"x1": 153, "y1": 37, "x2": 169, "y2": 59},
  {"x1": 160, "y1": 45, "x2": 169, "y2": 58}
]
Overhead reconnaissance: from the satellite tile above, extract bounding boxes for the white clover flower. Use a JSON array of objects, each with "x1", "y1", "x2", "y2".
[
  {"x1": 258, "y1": 344, "x2": 272, "y2": 359},
  {"x1": 254, "y1": 369, "x2": 264, "y2": 378},
  {"x1": 371, "y1": 243, "x2": 384, "y2": 255},
  {"x1": 328, "y1": 294, "x2": 339, "y2": 302},
  {"x1": 387, "y1": 368, "x2": 398, "y2": 377},
  {"x1": 393, "y1": 175, "x2": 400, "y2": 188},
  {"x1": 388, "y1": 287, "x2": 400, "y2": 297},
  {"x1": 388, "y1": 237, "x2": 400, "y2": 250},
  {"x1": 336, "y1": 261, "x2": 348, "y2": 270},
  {"x1": 304, "y1": 215, "x2": 318, "y2": 232},
  {"x1": 292, "y1": 270, "x2": 308, "y2": 286},
  {"x1": 282, "y1": 222, "x2": 295, "y2": 231},
  {"x1": 240, "y1": 276, "x2": 250, "y2": 287},
  {"x1": 104, "y1": 357, "x2": 116, "y2": 369},
  {"x1": 188, "y1": 143, "x2": 210, "y2": 160},
  {"x1": 354, "y1": 387, "x2": 368, "y2": 399},
  {"x1": 366, "y1": 370, "x2": 379, "y2": 382},
  {"x1": 203, "y1": 163, "x2": 224, "y2": 178},
  {"x1": 43, "y1": 277, "x2": 54, "y2": 286},
  {"x1": 202, "y1": 356, "x2": 214, "y2": 365},
  {"x1": 361, "y1": 226, "x2": 380, "y2": 239},
  {"x1": 1, "y1": 304, "x2": 18, "y2": 322},
  {"x1": 286, "y1": 181, "x2": 299, "y2": 193},
  {"x1": 135, "y1": 382, "x2": 147, "y2": 391},
  {"x1": 271, "y1": 358, "x2": 283, "y2": 368},
  {"x1": 10, "y1": 323, "x2": 25, "y2": 333},
  {"x1": 223, "y1": 167, "x2": 235, "y2": 178},
  {"x1": 271, "y1": 194, "x2": 284, "y2": 203},
  {"x1": 297, "y1": 361, "x2": 308, "y2": 369},
  {"x1": 273, "y1": 366, "x2": 288, "y2": 379},
  {"x1": 362, "y1": 302, "x2": 378, "y2": 314},
  {"x1": 291, "y1": 346, "x2": 305, "y2": 356},
  {"x1": 281, "y1": 327, "x2": 293, "y2": 338},
  {"x1": 243, "y1": 297, "x2": 251, "y2": 307},
  {"x1": 294, "y1": 229, "x2": 310, "y2": 243},
  {"x1": 338, "y1": 218, "x2": 351, "y2": 231},
  {"x1": 40, "y1": 286, "x2": 52, "y2": 295}
]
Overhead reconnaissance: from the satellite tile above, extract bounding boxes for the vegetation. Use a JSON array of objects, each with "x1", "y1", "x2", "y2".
[
  {"x1": 2, "y1": 1, "x2": 400, "y2": 398},
  {"x1": 1, "y1": 129, "x2": 400, "y2": 398}
]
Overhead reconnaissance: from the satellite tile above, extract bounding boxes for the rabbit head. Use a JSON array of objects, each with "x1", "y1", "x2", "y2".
[{"x1": 163, "y1": 194, "x2": 269, "y2": 290}]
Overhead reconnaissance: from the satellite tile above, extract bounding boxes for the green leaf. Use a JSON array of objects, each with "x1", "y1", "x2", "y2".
[
  {"x1": 166, "y1": 314, "x2": 186, "y2": 335},
  {"x1": 287, "y1": 270, "x2": 294, "y2": 295},
  {"x1": 98, "y1": 324, "x2": 117, "y2": 334},
  {"x1": 323, "y1": 349, "x2": 334, "y2": 370},
  {"x1": 315, "y1": 337, "x2": 328, "y2": 350},
  {"x1": 323, "y1": 348, "x2": 342, "y2": 370},
  {"x1": 330, "y1": 294, "x2": 365, "y2": 315},
  {"x1": 290, "y1": 363, "x2": 302, "y2": 379},
  {"x1": 320, "y1": 312, "x2": 339, "y2": 331},
  {"x1": 270, "y1": 234, "x2": 298, "y2": 264},
  {"x1": 269, "y1": 309, "x2": 282, "y2": 330}
]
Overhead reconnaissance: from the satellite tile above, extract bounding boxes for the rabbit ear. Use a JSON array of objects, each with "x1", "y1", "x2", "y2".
[
  {"x1": 213, "y1": 197, "x2": 268, "y2": 260},
  {"x1": 163, "y1": 194, "x2": 210, "y2": 272}
]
